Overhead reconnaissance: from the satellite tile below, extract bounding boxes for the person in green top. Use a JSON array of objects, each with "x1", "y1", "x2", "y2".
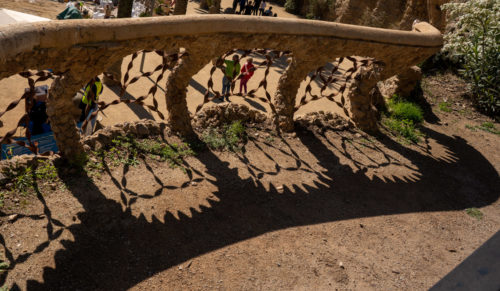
[{"x1": 221, "y1": 55, "x2": 240, "y2": 101}]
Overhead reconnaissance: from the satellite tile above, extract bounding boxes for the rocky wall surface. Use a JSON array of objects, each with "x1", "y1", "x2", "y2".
[{"x1": 296, "y1": 0, "x2": 450, "y2": 31}]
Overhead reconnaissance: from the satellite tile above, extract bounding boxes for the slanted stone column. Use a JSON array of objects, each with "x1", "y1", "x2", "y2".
[
  {"x1": 165, "y1": 49, "x2": 220, "y2": 136},
  {"x1": 345, "y1": 63, "x2": 383, "y2": 132},
  {"x1": 273, "y1": 54, "x2": 332, "y2": 132},
  {"x1": 47, "y1": 73, "x2": 86, "y2": 160}
]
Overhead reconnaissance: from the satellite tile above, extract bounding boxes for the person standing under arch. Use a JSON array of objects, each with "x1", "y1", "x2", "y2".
[{"x1": 239, "y1": 58, "x2": 255, "y2": 95}]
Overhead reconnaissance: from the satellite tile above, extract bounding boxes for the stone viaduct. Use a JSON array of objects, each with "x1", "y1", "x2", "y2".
[{"x1": 0, "y1": 15, "x2": 442, "y2": 159}]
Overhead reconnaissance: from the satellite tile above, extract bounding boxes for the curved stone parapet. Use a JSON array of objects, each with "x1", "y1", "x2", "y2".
[{"x1": 0, "y1": 15, "x2": 442, "y2": 159}]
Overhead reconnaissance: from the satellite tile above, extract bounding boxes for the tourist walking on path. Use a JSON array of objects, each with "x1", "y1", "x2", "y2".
[
  {"x1": 238, "y1": 0, "x2": 247, "y2": 14},
  {"x1": 253, "y1": 0, "x2": 261, "y2": 15},
  {"x1": 239, "y1": 58, "x2": 255, "y2": 95},
  {"x1": 221, "y1": 55, "x2": 240, "y2": 101},
  {"x1": 244, "y1": 2, "x2": 253, "y2": 15},
  {"x1": 258, "y1": 0, "x2": 266, "y2": 15}
]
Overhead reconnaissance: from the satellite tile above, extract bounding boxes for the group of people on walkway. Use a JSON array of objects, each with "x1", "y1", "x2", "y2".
[
  {"x1": 231, "y1": 0, "x2": 276, "y2": 17},
  {"x1": 220, "y1": 55, "x2": 256, "y2": 101}
]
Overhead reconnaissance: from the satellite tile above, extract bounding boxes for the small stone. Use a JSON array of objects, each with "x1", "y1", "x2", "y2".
[
  {"x1": 13, "y1": 198, "x2": 19, "y2": 203},
  {"x1": 290, "y1": 132, "x2": 297, "y2": 138},
  {"x1": 338, "y1": 261, "x2": 344, "y2": 269},
  {"x1": 277, "y1": 263, "x2": 281, "y2": 267},
  {"x1": 8, "y1": 214, "x2": 18, "y2": 222},
  {"x1": 254, "y1": 133, "x2": 259, "y2": 137},
  {"x1": 354, "y1": 133, "x2": 362, "y2": 138},
  {"x1": 16, "y1": 243, "x2": 21, "y2": 248},
  {"x1": 191, "y1": 181, "x2": 197, "y2": 186},
  {"x1": 178, "y1": 266, "x2": 183, "y2": 270},
  {"x1": 277, "y1": 186, "x2": 284, "y2": 191},
  {"x1": 135, "y1": 123, "x2": 149, "y2": 136},
  {"x1": 0, "y1": 173, "x2": 7, "y2": 185}
]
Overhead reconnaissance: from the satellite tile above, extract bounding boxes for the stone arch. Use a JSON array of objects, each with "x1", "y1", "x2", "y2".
[{"x1": 0, "y1": 16, "x2": 442, "y2": 160}]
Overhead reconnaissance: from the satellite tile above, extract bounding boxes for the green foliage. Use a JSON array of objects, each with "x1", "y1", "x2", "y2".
[
  {"x1": 465, "y1": 124, "x2": 477, "y2": 131},
  {"x1": 0, "y1": 192, "x2": 4, "y2": 208},
  {"x1": 465, "y1": 207, "x2": 483, "y2": 220},
  {"x1": 439, "y1": 102, "x2": 452, "y2": 112},
  {"x1": 388, "y1": 97, "x2": 424, "y2": 123},
  {"x1": 70, "y1": 152, "x2": 89, "y2": 168},
  {"x1": 202, "y1": 121, "x2": 247, "y2": 152},
  {"x1": 478, "y1": 122, "x2": 500, "y2": 135},
  {"x1": 442, "y1": 0, "x2": 500, "y2": 116},
  {"x1": 384, "y1": 96, "x2": 424, "y2": 143},
  {"x1": 465, "y1": 122, "x2": 500, "y2": 135},
  {"x1": 135, "y1": 139, "x2": 195, "y2": 167},
  {"x1": 3, "y1": 160, "x2": 58, "y2": 194},
  {"x1": 383, "y1": 118, "x2": 421, "y2": 143},
  {"x1": 0, "y1": 261, "x2": 9, "y2": 270},
  {"x1": 284, "y1": 0, "x2": 297, "y2": 13},
  {"x1": 92, "y1": 135, "x2": 195, "y2": 170}
]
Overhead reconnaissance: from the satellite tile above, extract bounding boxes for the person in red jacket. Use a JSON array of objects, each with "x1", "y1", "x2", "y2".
[{"x1": 239, "y1": 58, "x2": 255, "y2": 95}]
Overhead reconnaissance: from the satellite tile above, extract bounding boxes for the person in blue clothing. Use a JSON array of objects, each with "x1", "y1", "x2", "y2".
[{"x1": 28, "y1": 85, "x2": 51, "y2": 135}]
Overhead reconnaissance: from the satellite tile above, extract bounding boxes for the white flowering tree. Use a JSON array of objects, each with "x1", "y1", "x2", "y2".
[{"x1": 442, "y1": 0, "x2": 499, "y2": 116}]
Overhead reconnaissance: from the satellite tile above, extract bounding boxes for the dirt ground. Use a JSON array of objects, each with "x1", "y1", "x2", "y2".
[
  {"x1": 0, "y1": 72, "x2": 499, "y2": 290},
  {"x1": 1, "y1": 1, "x2": 500, "y2": 290}
]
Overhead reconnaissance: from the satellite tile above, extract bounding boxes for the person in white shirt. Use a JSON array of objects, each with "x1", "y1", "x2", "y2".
[{"x1": 259, "y1": 0, "x2": 266, "y2": 16}]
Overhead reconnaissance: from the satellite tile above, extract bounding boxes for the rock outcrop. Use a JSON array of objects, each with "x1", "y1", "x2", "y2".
[
  {"x1": 193, "y1": 104, "x2": 268, "y2": 129},
  {"x1": 295, "y1": 0, "x2": 449, "y2": 31},
  {"x1": 295, "y1": 111, "x2": 351, "y2": 132},
  {"x1": 378, "y1": 66, "x2": 423, "y2": 98}
]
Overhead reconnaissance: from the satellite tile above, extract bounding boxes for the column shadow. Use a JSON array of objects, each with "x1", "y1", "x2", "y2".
[{"x1": 0, "y1": 125, "x2": 496, "y2": 290}]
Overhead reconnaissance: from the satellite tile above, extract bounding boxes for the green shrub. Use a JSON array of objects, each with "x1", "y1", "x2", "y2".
[
  {"x1": 442, "y1": 0, "x2": 500, "y2": 116},
  {"x1": 478, "y1": 122, "x2": 500, "y2": 135},
  {"x1": 439, "y1": 102, "x2": 452, "y2": 112},
  {"x1": 388, "y1": 98, "x2": 424, "y2": 124},
  {"x1": 202, "y1": 121, "x2": 247, "y2": 152},
  {"x1": 465, "y1": 122, "x2": 500, "y2": 136},
  {"x1": 465, "y1": 207, "x2": 483, "y2": 220},
  {"x1": 383, "y1": 118, "x2": 421, "y2": 143},
  {"x1": 106, "y1": 136, "x2": 195, "y2": 168},
  {"x1": 2, "y1": 160, "x2": 58, "y2": 194}
]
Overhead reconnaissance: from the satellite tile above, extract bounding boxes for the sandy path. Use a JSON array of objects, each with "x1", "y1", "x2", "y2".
[{"x1": 0, "y1": 0, "x2": 348, "y2": 136}]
